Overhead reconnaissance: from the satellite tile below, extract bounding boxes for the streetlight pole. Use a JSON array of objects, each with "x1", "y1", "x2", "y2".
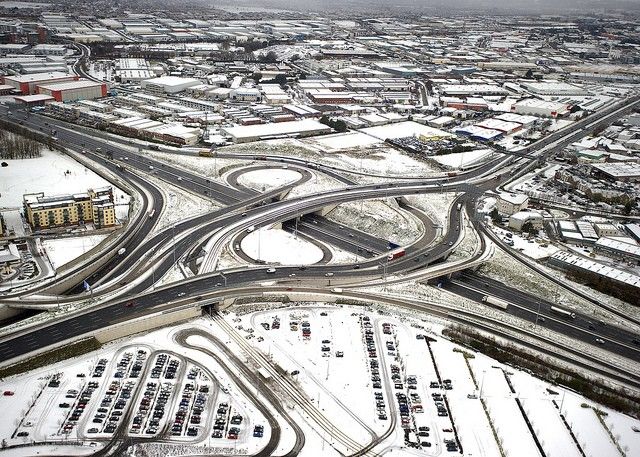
[{"x1": 172, "y1": 224, "x2": 177, "y2": 265}]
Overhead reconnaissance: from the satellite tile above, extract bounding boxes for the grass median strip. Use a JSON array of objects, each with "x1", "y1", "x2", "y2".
[{"x1": 0, "y1": 338, "x2": 102, "y2": 379}]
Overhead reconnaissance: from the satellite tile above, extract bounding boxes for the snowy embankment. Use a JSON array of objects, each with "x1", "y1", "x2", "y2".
[
  {"x1": 403, "y1": 192, "x2": 457, "y2": 232},
  {"x1": 284, "y1": 171, "x2": 345, "y2": 200},
  {"x1": 147, "y1": 174, "x2": 219, "y2": 235},
  {"x1": 326, "y1": 199, "x2": 423, "y2": 246},
  {"x1": 145, "y1": 149, "x2": 254, "y2": 184},
  {"x1": 478, "y1": 246, "x2": 640, "y2": 332}
]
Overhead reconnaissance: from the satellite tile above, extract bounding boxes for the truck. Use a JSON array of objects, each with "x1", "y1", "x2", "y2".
[
  {"x1": 550, "y1": 306, "x2": 576, "y2": 319},
  {"x1": 481, "y1": 295, "x2": 509, "y2": 310},
  {"x1": 117, "y1": 248, "x2": 126, "y2": 255},
  {"x1": 387, "y1": 248, "x2": 406, "y2": 261},
  {"x1": 199, "y1": 149, "x2": 213, "y2": 157}
]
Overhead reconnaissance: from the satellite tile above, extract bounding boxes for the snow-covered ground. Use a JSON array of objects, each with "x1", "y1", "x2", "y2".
[
  {"x1": 310, "y1": 131, "x2": 382, "y2": 151},
  {"x1": 240, "y1": 228, "x2": 324, "y2": 265},
  {"x1": 360, "y1": 121, "x2": 452, "y2": 141},
  {"x1": 491, "y1": 225, "x2": 559, "y2": 260},
  {"x1": 42, "y1": 234, "x2": 109, "y2": 269},
  {"x1": 2, "y1": 308, "x2": 639, "y2": 457},
  {"x1": 0, "y1": 149, "x2": 130, "y2": 221},
  {"x1": 320, "y1": 147, "x2": 441, "y2": 178},
  {"x1": 285, "y1": 171, "x2": 344, "y2": 200},
  {"x1": 236, "y1": 168, "x2": 302, "y2": 192},
  {"x1": 403, "y1": 192, "x2": 458, "y2": 231},
  {"x1": 230, "y1": 138, "x2": 441, "y2": 181},
  {"x1": 432, "y1": 148, "x2": 496, "y2": 169},
  {"x1": 149, "y1": 176, "x2": 219, "y2": 234}
]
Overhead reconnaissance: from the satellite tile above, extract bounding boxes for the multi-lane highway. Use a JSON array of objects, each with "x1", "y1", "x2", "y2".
[{"x1": 1, "y1": 94, "x2": 639, "y2": 393}]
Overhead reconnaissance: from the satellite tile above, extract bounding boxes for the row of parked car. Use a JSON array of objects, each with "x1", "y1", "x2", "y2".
[
  {"x1": 62, "y1": 381, "x2": 98, "y2": 435},
  {"x1": 130, "y1": 380, "x2": 172, "y2": 435}
]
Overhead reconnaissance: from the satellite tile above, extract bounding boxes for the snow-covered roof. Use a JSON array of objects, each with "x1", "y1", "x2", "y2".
[{"x1": 498, "y1": 192, "x2": 528, "y2": 205}]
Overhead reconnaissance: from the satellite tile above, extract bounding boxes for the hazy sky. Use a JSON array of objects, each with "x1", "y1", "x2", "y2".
[{"x1": 215, "y1": 0, "x2": 640, "y2": 13}]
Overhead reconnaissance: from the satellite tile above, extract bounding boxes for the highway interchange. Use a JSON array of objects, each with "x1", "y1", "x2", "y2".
[{"x1": 1, "y1": 95, "x2": 640, "y2": 453}]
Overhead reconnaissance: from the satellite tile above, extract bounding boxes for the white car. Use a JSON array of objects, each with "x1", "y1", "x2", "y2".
[{"x1": 266, "y1": 268, "x2": 276, "y2": 274}]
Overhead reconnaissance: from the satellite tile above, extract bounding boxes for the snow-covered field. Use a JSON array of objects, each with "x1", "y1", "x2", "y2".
[
  {"x1": 42, "y1": 234, "x2": 109, "y2": 269},
  {"x1": 360, "y1": 121, "x2": 452, "y2": 141},
  {"x1": 0, "y1": 149, "x2": 130, "y2": 221},
  {"x1": 311, "y1": 131, "x2": 382, "y2": 151},
  {"x1": 1, "y1": 307, "x2": 639, "y2": 457},
  {"x1": 236, "y1": 168, "x2": 302, "y2": 192},
  {"x1": 432, "y1": 148, "x2": 496, "y2": 169},
  {"x1": 240, "y1": 228, "x2": 324, "y2": 265}
]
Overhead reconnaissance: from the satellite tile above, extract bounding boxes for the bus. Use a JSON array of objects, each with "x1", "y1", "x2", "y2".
[
  {"x1": 481, "y1": 295, "x2": 509, "y2": 310},
  {"x1": 550, "y1": 306, "x2": 576, "y2": 319}
]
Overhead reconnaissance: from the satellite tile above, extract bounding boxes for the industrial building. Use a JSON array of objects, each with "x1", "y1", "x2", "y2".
[
  {"x1": 141, "y1": 76, "x2": 201, "y2": 94},
  {"x1": 549, "y1": 250, "x2": 640, "y2": 291},
  {"x1": 221, "y1": 119, "x2": 332, "y2": 143},
  {"x1": 1, "y1": 72, "x2": 78, "y2": 95},
  {"x1": 594, "y1": 237, "x2": 640, "y2": 264},
  {"x1": 23, "y1": 187, "x2": 116, "y2": 230},
  {"x1": 36, "y1": 79, "x2": 107, "y2": 102},
  {"x1": 512, "y1": 99, "x2": 570, "y2": 118}
]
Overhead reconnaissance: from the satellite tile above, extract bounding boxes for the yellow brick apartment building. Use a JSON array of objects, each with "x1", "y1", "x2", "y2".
[{"x1": 23, "y1": 187, "x2": 116, "y2": 230}]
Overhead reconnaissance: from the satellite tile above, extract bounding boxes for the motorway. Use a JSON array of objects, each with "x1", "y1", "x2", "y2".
[
  {"x1": 441, "y1": 272, "x2": 640, "y2": 362},
  {"x1": 0, "y1": 94, "x2": 639, "y2": 391}
]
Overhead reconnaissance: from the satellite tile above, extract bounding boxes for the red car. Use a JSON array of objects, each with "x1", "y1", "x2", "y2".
[{"x1": 125, "y1": 301, "x2": 136, "y2": 308}]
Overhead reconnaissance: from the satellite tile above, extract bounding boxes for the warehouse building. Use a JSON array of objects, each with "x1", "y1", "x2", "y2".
[
  {"x1": 36, "y1": 79, "x2": 107, "y2": 102},
  {"x1": 141, "y1": 76, "x2": 201, "y2": 94},
  {"x1": 23, "y1": 187, "x2": 116, "y2": 230},
  {"x1": 222, "y1": 119, "x2": 332, "y2": 143},
  {"x1": 549, "y1": 250, "x2": 640, "y2": 291},
  {"x1": 594, "y1": 237, "x2": 640, "y2": 264},
  {"x1": 512, "y1": 99, "x2": 570, "y2": 118},
  {"x1": 591, "y1": 162, "x2": 640, "y2": 182},
  {"x1": 1, "y1": 71, "x2": 78, "y2": 95}
]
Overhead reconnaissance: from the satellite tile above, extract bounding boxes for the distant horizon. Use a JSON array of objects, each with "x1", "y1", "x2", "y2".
[{"x1": 211, "y1": 0, "x2": 640, "y2": 14}]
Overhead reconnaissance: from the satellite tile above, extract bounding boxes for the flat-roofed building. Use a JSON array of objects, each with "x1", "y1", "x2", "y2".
[
  {"x1": 23, "y1": 187, "x2": 116, "y2": 230},
  {"x1": 512, "y1": 99, "x2": 570, "y2": 118},
  {"x1": 1, "y1": 71, "x2": 78, "y2": 95},
  {"x1": 36, "y1": 79, "x2": 107, "y2": 102},
  {"x1": 497, "y1": 192, "x2": 529, "y2": 215},
  {"x1": 222, "y1": 119, "x2": 331, "y2": 143}
]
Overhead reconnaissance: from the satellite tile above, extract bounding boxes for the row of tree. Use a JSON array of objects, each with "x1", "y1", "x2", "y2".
[{"x1": 0, "y1": 128, "x2": 42, "y2": 159}]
